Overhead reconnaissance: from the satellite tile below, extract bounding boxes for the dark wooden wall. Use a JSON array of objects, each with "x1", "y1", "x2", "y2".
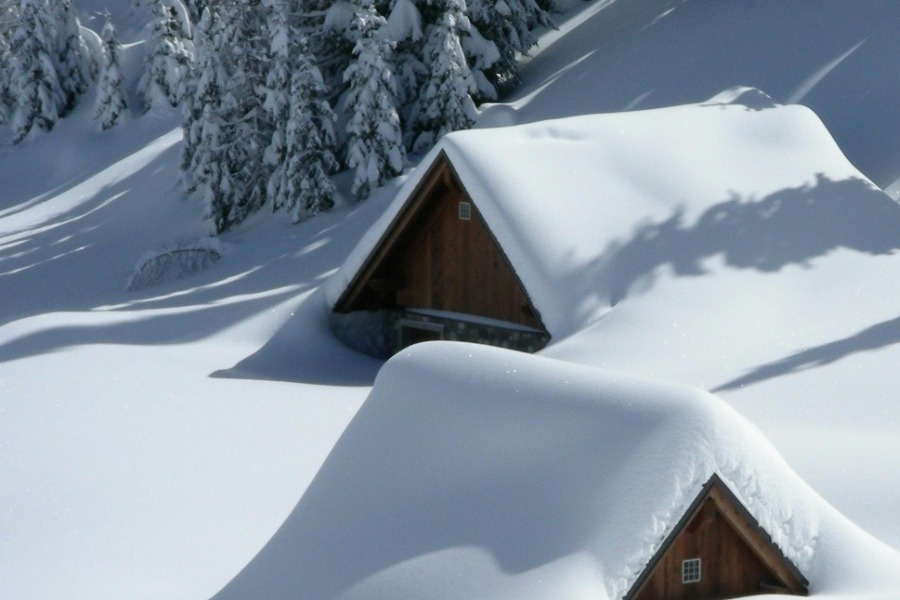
[
  {"x1": 382, "y1": 179, "x2": 542, "y2": 328},
  {"x1": 335, "y1": 155, "x2": 547, "y2": 336},
  {"x1": 632, "y1": 498, "x2": 782, "y2": 600}
]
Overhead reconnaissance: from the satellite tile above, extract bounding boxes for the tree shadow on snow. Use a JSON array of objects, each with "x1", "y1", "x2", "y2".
[
  {"x1": 0, "y1": 144, "x2": 385, "y2": 389},
  {"x1": 567, "y1": 174, "x2": 900, "y2": 318},
  {"x1": 551, "y1": 173, "x2": 900, "y2": 390},
  {"x1": 713, "y1": 314, "x2": 900, "y2": 392}
]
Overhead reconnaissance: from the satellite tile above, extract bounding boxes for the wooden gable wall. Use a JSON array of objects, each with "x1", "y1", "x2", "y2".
[
  {"x1": 626, "y1": 475, "x2": 808, "y2": 600},
  {"x1": 334, "y1": 153, "x2": 545, "y2": 332},
  {"x1": 631, "y1": 498, "x2": 784, "y2": 600}
]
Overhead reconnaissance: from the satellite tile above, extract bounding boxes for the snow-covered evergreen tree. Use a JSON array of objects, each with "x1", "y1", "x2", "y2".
[
  {"x1": 175, "y1": 0, "x2": 550, "y2": 227},
  {"x1": 261, "y1": 0, "x2": 338, "y2": 221},
  {"x1": 184, "y1": 0, "x2": 207, "y2": 25},
  {"x1": 383, "y1": 0, "x2": 426, "y2": 123},
  {"x1": 139, "y1": 0, "x2": 193, "y2": 110},
  {"x1": 261, "y1": 0, "x2": 293, "y2": 209},
  {"x1": 0, "y1": 7, "x2": 13, "y2": 125},
  {"x1": 466, "y1": 0, "x2": 552, "y2": 91},
  {"x1": 181, "y1": 2, "x2": 269, "y2": 233},
  {"x1": 283, "y1": 34, "x2": 339, "y2": 220},
  {"x1": 459, "y1": 16, "x2": 500, "y2": 101},
  {"x1": 180, "y1": 6, "x2": 215, "y2": 193},
  {"x1": 320, "y1": 0, "x2": 362, "y2": 100},
  {"x1": 343, "y1": 4, "x2": 405, "y2": 199},
  {"x1": 406, "y1": 0, "x2": 476, "y2": 152},
  {"x1": 8, "y1": 0, "x2": 67, "y2": 142},
  {"x1": 94, "y1": 17, "x2": 128, "y2": 130},
  {"x1": 49, "y1": 0, "x2": 93, "y2": 110},
  {"x1": 5, "y1": 0, "x2": 95, "y2": 141}
]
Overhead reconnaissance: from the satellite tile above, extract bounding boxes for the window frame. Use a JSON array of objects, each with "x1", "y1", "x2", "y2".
[{"x1": 681, "y1": 558, "x2": 701, "y2": 584}]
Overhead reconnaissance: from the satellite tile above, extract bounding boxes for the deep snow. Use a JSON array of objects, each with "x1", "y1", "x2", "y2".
[
  {"x1": 211, "y1": 342, "x2": 900, "y2": 600},
  {"x1": 328, "y1": 98, "x2": 899, "y2": 341},
  {"x1": 2, "y1": 0, "x2": 900, "y2": 599}
]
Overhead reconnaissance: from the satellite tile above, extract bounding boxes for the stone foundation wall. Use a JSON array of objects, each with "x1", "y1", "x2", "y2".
[{"x1": 330, "y1": 309, "x2": 550, "y2": 358}]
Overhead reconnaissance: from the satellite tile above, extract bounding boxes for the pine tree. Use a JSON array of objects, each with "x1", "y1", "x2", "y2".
[
  {"x1": 383, "y1": 0, "x2": 426, "y2": 126},
  {"x1": 94, "y1": 17, "x2": 128, "y2": 130},
  {"x1": 283, "y1": 34, "x2": 338, "y2": 220},
  {"x1": 181, "y1": 2, "x2": 269, "y2": 233},
  {"x1": 49, "y1": 0, "x2": 93, "y2": 110},
  {"x1": 343, "y1": 4, "x2": 405, "y2": 200},
  {"x1": 466, "y1": 0, "x2": 552, "y2": 91},
  {"x1": 180, "y1": 5, "x2": 215, "y2": 193},
  {"x1": 4, "y1": 0, "x2": 96, "y2": 141},
  {"x1": 459, "y1": 14, "x2": 500, "y2": 101},
  {"x1": 139, "y1": 0, "x2": 193, "y2": 110},
  {"x1": 319, "y1": 0, "x2": 362, "y2": 101},
  {"x1": 406, "y1": 0, "x2": 476, "y2": 153},
  {"x1": 8, "y1": 0, "x2": 67, "y2": 142},
  {"x1": 0, "y1": 7, "x2": 13, "y2": 125},
  {"x1": 184, "y1": 0, "x2": 207, "y2": 25},
  {"x1": 261, "y1": 0, "x2": 293, "y2": 210},
  {"x1": 261, "y1": 0, "x2": 338, "y2": 221}
]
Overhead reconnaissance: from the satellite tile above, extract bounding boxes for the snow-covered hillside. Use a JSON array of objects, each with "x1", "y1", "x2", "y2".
[
  {"x1": 499, "y1": 0, "x2": 900, "y2": 191},
  {"x1": 213, "y1": 342, "x2": 900, "y2": 600},
  {"x1": 2, "y1": 1, "x2": 900, "y2": 600}
]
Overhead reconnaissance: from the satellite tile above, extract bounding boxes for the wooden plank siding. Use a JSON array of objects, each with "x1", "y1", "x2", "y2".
[
  {"x1": 631, "y1": 499, "x2": 781, "y2": 600},
  {"x1": 625, "y1": 475, "x2": 808, "y2": 600},
  {"x1": 395, "y1": 184, "x2": 540, "y2": 327},
  {"x1": 335, "y1": 153, "x2": 545, "y2": 332}
]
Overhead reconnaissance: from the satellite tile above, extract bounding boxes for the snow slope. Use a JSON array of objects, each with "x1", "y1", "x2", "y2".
[
  {"x1": 3, "y1": 0, "x2": 900, "y2": 599},
  {"x1": 493, "y1": 0, "x2": 900, "y2": 191},
  {"x1": 213, "y1": 342, "x2": 900, "y2": 600},
  {"x1": 0, "y1": 109, "x2": 382, "y2": 600},
  {"x1": 326, "y1": 91, "x2": 900, "y2": 588}
]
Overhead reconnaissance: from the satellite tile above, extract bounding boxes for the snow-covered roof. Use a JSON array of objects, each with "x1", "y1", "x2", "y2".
[
  {"x1": 211, "y1": 341, "x2": 900, "y2": 600},
  {"x1": 326, "y1": 96, "x2": 888, "y2": 340}
]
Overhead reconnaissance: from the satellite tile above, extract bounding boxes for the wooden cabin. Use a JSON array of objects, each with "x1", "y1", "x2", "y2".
[
  {"x1": 331, "y1": 151, "x2": 550, "y2": 357},
  {"x1": 625, "y1": 474, "x2": 809, "y2": 600}
]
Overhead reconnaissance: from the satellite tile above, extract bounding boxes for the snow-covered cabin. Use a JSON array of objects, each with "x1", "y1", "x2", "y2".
[
  {"x1": 625, "y1": 473, "x2": 808, "y2": 600},
  {"x1": 211, "y1": 341, "x2": 895, "y2": 600},
  {"x1": 327, "y1": 94, "x2": 895, "y2": 357},
  {"x1": 331, "y1": 150, "x2": 550, "y2": 356}
]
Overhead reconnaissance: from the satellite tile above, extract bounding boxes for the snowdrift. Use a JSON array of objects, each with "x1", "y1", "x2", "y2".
[{"x1": 212, "y1": 342, "x2": 900, "y2": 600}]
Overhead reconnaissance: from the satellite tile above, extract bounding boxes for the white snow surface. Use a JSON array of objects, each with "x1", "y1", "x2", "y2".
[
  {"x1": 213, "y1": 342, "x2": 900, "y2": 600},
  {"x1": 4, "y1": 0, "x2": 900, "y2": 599},
  {"x1": 493, "y1": 0, "x2": 900, "y2": 191}
]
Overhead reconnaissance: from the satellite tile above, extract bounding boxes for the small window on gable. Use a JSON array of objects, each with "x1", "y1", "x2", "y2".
[
  {"x1": 458, "y1": 202, "x2": 471, "y2": 221},
  {"x1": 682, "y1": 558, "x2": 701, "y2": 584}
]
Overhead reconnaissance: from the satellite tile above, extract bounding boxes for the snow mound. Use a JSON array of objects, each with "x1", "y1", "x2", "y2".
[{"x1": 212, "y1": 342, "x2": 900, "y2": 600}]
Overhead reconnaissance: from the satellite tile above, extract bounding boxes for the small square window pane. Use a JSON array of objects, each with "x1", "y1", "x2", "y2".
[{"x1": 682, "y1": 558, "x2": 701, "y2": 584}]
